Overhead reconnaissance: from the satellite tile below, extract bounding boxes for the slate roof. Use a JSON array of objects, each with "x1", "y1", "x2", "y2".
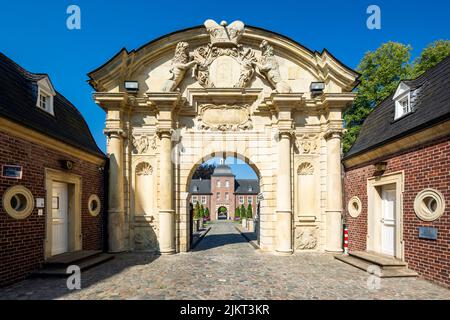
[
  {"x1": 189, "y1": 178, "x2": 259, "y2": 195},
  {"x1": 189, "y1": 179, "x2": 212, "y2": 194},
  {"x1": 344, "y1": 55, "x2": 450, "y2": 160},
  {"x1": 211, "y1": 164, "x2": 235, "y2": 176},
  {"x1": 0, "y1": 53, "x2": 104, "y2": 158},
  {"x1": 234, "y1": 179, "x2": 260, "y2": 195}
]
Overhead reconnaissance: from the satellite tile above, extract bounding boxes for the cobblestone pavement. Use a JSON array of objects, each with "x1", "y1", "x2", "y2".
[{"x1": 1, "y1": 221, "x2": 449, "y2": 300}]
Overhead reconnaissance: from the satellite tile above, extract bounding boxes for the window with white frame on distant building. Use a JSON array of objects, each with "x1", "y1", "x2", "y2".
[
  {"x1": 248, "y1": 196, "x2": 252, "y2": 204},
  {"x1": 248, "y1": 185, "x2": 253, "y2": 192},
  {"x1": 225, "y1": 180, "x2": 229, "y2": 188},
  {"x1": 216, "y1": 192, "x2": 220, "y2": 200},
  {"x1": 225, "y1": 192, "x2": 229, "y2": 201},
  {"x1": 192, "y1": 196, "x2": 198, "y2": 203},
  {"x1": 239, "y1": 196, "x2": 244, "y2": 204},
  {"x1": 217, "y1": 180, "x2": 221, "y2": 188},
  {"x1": 201, "y1": 196, "x2": 206, "y2": 204}
]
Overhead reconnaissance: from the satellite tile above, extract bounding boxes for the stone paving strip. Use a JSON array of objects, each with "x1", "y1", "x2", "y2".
[{"x1": 1, "y1": 221, "x2": 449, "y2": 300}]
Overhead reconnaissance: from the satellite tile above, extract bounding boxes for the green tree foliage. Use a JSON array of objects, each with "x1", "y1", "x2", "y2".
[
  {"x1": 192, "y1": 163, "x2": 216, "y2": 179},
  {"x1": 204, "y1": 208, "x2": 210, "y2": 219},
  {"x1": 193, "y1": 202, "x2": 200, "y2": 220},
  {"x1": 240, "y1": 204, "x2": 246, "y2": 219},
  {"x1": 235, "y1": 207, "x2": 241, "y2": 219},
  {"x1": 343, "y1": 40, "x2": 450, "y2": 154},
  {"x1": 247, "y1": 204, "x2": 253, "y2": 219},
  {"x1": 343, "y1": 42, "x2": 412, "y2": 153},
  {"x1": 200, "y1": 204, "x2": 205, "y2": 219},
  {"x1": 412, "y1": 40, "x2": 450, "y2": 77}
]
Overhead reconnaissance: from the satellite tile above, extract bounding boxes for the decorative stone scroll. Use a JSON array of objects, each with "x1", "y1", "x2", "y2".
[
  {"x1": 295, "y1": 134, "x2": 319, "y2": 155},
  {"x1": 132, "y1": 134, "x2": 157, "y2": 154},
  {"x1": 197, "y1": 104, "x2": 253, "y2": 131}
]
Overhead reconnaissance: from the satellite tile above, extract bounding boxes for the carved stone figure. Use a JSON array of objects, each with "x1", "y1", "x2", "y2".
[
  {"x1": 295, "y1": 228, "x2": 317, "y2": 250},
  {"x1": 161, "y1": 42, "x2": 197, "y2": 92},
  {"x1": 253, "y1": 40, "x2": 292, "y2": 93}
]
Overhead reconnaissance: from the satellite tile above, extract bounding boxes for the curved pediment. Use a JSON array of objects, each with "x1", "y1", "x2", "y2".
[{"x1": 88, "y1": 20, "x2": 359, "y2": 96}]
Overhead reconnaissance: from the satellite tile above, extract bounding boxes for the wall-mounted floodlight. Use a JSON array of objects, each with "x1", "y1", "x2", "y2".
[
  {"x1": 310, "y1": 82, "x2": 325, "y2": 94},
  {"x1": 124, "y1": 81, "x2": 139, "y2": 91}
]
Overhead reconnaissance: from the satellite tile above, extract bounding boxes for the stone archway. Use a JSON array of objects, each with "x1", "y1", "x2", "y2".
[
  {"x1": 89, "y1": 19, "x2": 359, "y2": 256},
  {"x1": 217, "y1": 206, "x2": 228, "y2": 220}
]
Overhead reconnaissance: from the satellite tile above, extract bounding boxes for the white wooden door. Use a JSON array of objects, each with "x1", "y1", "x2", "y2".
[
  {"x1": 52, "y1": 182, "x2": 68, "y2": 256},
  {"x1": 381, "y1": 188, "x2": 396, "y2": 256}
]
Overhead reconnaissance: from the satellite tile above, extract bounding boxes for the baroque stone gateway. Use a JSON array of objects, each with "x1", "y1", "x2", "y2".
[{"x1": 88, "y1": 19, "x2": 359, "y2": 254}]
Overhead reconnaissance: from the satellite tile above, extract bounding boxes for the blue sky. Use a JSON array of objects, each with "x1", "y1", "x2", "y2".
[{"x1": 1, "y1": 1, "x2": 449, "y2": 178}]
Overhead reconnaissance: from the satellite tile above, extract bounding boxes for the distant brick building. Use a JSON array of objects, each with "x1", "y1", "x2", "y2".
[
  {"x1": 0, "y1": 53, "x2": 106, "y2": 287},
  {"x1": 343, "y1": 56, "x2": 450, "y2": 287},
  {"x1": 189, "y1": 163, "x2": 259, "y2": 220}
]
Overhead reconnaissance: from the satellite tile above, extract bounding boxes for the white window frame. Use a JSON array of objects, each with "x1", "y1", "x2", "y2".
[
  {"x1": 192, "y1": 196, "x2": 198, "y2": 203},
  {"x1": 239, "y1": 196, "x2": 244, "y2": 204},
  {"x1": 225, "y1": 192, "x2": 229, "y2": 201},
  {"x1": 225, "y1": 180, "x2": 229, "y2": 188},
  {"x1": 36, "y1": 77, "x2": 56, "y2": 116},
  {"x1": 248, "y1": 196, "x2": 253, "y2": 204},
  {"x1": 216, "y1": 192, "x2": 220, "y2": 200},
  {"x1": 217, "y1": 180, "x2": 221, "y2": 188},
  {"x1": 393, "y1": 82, "x2": 412, "y2": 120}
]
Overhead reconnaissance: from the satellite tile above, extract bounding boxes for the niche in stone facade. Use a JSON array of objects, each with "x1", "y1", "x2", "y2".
[
  {"x1": 135, "y1": 162, "x2": 154, "y2": 216},
  {"x1": 297, "y1": 162, "x2": 316, "y2": 216}
]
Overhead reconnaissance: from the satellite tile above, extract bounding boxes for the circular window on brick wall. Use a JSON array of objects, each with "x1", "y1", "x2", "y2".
[
  {"x1": 348, "y1": 196, "x2": 362, "y2": 218},
  {"x1": 88, "y1": 194, "x2": 101, "y2": 217},
  {"x1": 2, "y1": 185, "x2": 35, "y2": 219},
  {"x1": 414, "y1": 188, "x2": 445, "y2": 221}
]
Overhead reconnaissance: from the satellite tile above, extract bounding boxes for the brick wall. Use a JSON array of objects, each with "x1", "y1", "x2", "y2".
[
  {"x1": 344, "y1": 136, "x2": 450, "y2": 287},
  {"x1": 0, "y1": 130, "x2": 105, "y2": 287},
  {"x1": 211, "y1": 176, "x2": 235, "y2": 220}
]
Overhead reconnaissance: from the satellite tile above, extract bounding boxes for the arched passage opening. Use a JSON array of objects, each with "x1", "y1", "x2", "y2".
[{"x1": 185, "y1": 155, "x2": 262, "y2": 251}]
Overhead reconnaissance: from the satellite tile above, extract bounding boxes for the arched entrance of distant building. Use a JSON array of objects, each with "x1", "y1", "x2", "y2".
[
  {"x1": 90, "y1": 18, "x2": 358, "y2": 256},
  {"x1": 217, "y1": 206, "x2": 228, "y2": 220}
]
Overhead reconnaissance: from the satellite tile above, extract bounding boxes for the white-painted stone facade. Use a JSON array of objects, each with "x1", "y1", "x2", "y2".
[{"x1": 88, "y1": 20, "x2": 358, "y2": 255}]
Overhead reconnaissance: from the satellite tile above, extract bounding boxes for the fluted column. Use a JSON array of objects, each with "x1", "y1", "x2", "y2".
[
  {"x1": 158, "y1": 129, "x2": 175, "y2": 255},
  {"x1": 104, "y1": 128, "x2": 126, "y2": 253},
  {"x1": 325, "y1": 131, "x2": 343, "y2": 252},
  {"x1": 276, "y1": 130, "x2": 293, "y2": 255}
]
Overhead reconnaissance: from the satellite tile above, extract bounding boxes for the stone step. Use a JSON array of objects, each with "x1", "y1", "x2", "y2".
[
  {"x1": 335, "y1": 253, "x2": 418, "y2": 278},
  {"x1": 33, "y1": 253, "x2": 114, "y2": 277},
  {"x1": 44, "y1": 250, "x2": 103, "y2": 267},
  {"x1": 349, "y1": 251, "x2": 408, "y2": 268}
]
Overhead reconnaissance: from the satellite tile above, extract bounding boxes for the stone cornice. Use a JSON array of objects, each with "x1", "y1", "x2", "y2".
[
  {"x1": 321, "y1": 93, "x2": 356, "y2": 110},
  {"x1": 93, "y1": 92, "x2": 129, "y2": 111},
  {"x1": 186, "y1": 88, "x2": 262, "y2": 109}
]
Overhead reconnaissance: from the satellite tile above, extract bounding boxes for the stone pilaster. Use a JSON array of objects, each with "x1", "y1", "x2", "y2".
[
  {"x1": 325, "y1": 130, "x2": 343, "y2": 252},
  {"x1": 104, "y1": 128, "x2": 127, "y2": 253},
  {"x1": 146, "y1": 92, "x2": 181, "y2": 255},
  {"x1": 268, "y1": 94, "x2": 302, "y2": 255},
  {"x1": 275, "y1": 129, "x2": 294, "y2": 255}
]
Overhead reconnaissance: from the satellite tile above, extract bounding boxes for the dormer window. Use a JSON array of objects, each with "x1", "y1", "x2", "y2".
[
  {"x1": 193, "y1": 185, "x2": 199, "y2": 192},
  {"x1": 393, "y1": 82, "x2": 412, "y2": 120},
  {"x1": 36, "y1": 77, "x2": 56, "y2": 116},
  {"x1": 248, "y1": 185, "x2": 253, "y2": 192}
]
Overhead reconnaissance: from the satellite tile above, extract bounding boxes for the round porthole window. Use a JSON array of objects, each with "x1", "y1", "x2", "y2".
[
  {"x1": 88, "y1": 194, "x2": 101, "y2": 217},
  {"x1": 2, "y1": 185, "x2": 34, "y2": 219},
  {"x1": 348, "y1": 196, "x2": 362, "y2": 218},
  {"x1": 414, "y1": 188, "x2": 445, "y2": 221}
]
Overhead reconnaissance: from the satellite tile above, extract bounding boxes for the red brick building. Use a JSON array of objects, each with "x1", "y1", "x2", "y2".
[
  {"x1": 342, "y1": 56, "x2": 450, "y2": 287},
  {"x1": 189, "y1": 164, "x2": 259, "y2": 220},
  {"x1": 0, "y1": 53, "x2": 106, "y2": 287}
]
